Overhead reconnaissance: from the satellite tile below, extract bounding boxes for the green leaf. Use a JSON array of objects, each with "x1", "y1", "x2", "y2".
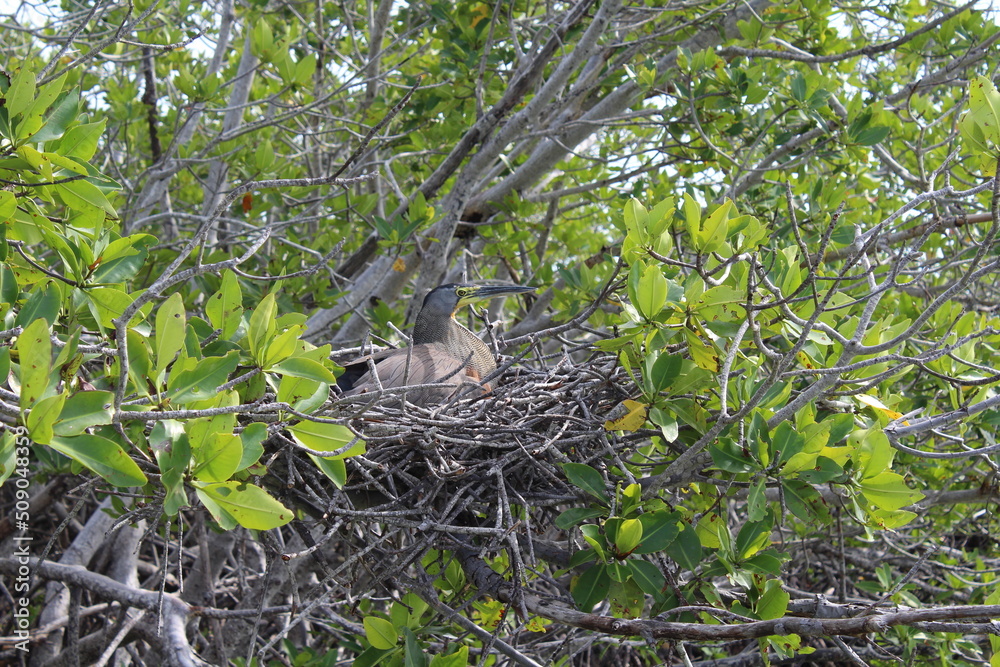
[
  {"x1": 825, "y1": 413, "x2": 855, "y2": 446},
  {"x1": 853, "y1": 126, "x2": 889, "y2": 146},
  {"x1": 254, "y1": 139, "x2": 275, "y2": 172},
  {"x1": 685, "y1": 328, "x2": 719, "y2": 372},
  {"x1": 561, "y1": 462, "x2": 609, "y2": 504},
  {"x1": 756, "y1": 579, "x2": 789, "y2": 620},
  {"x1": 772, "y1": 422, "x2": 806, "y2": 466},
  {"x1": 735, "y1": 511, "x2": 773, "y2": 560},
  {"x1": 167, "y1": 351, "x2": 240, "y2": 404},
  {"x1": 0, "y1": 190, "x2": 16, "y2": 220},
  {"x1": 628, "y1": 559, "x2": 666, "y2": 598},
  {"x1": 665, "y1": 522, "x2": 702, "y2": 571},
  {"x1": 580, "y1": 523, "x2": 608, "y2": 561},
  {"x1": 572, "y1": 564, "x2": 611, "y2": 611},
  {"x1": 364, "y1": 616, "x2": 398, "y2": 650},
  {"x1": 569, "y1": 548, "x2": 598, "y2": 569},
  {"x1": 0, "y1": 350, "x2": 10, "y2": 392},
  {"x1": 695, "y1": 199, "x2": 731, "y2": 253},
  {"x1": 16, "y1": 74, "x2": 69, "y2": 142},
  {"x1": 744, "y1": 551, "x2": 786, "y2": 576},
  {"x1": 859, "y1": 472, "x2": 924, "y2": 511},
  {"x1": 191, "y1": 433, "x2": 243, "y2": 482},
  {"x1": 710, "y1": 438, "x2": 757, "y2": 474},
  {"x1": 646, "y1": 353, "x2": 683, "y2": 394},
  {"x1": 790, "y1": 73, "x2": 806, "y2": 102},
  {"x1": 126, "y1": 330, "x2": 153, "y2": 396},
  {"x1": 92, "y1": 234, "x2": 155, "y2": 284},
  {"x1": 155, "y1": 293, "x2": 187, "y2": 376},
  {"x1": 855, "y1": 427, "x2": 893, "y2": 479},
  {"x1": 634, "y1": 263, "x2": 667, "y2": 319},
  {"x1": 269, "y1": 357, "x2": 338, "y2": 383},
  {"x1": 634, "y1": 511, "x2": 680, "y2": 554},
  {"x1": 193, "y1": 481, "x2": 293, "y2": 530},
  {"x1": 307, "y1": 454, "x2": 347, "y2": 488},
  {"x1": 56, "y1": 178, "x2": 116, "y2": 215},
  {"x1": 746, "y1": 478, "x2": 767, "y2": 522},
  {"x1": 85, "y1": 287, "x2": 134, "y2": 329},
  {"x1": 237, "y1": 422, "x2": 267, "y2": 472},
  {"x1": 261, "y1": 323, "x2": 304, "y2": 368},
  {"x1": 962, "y1": 76, "x2": 1000, "y2": 152},
  {"x1": 429, "y1": 646, "x2": 469, "y2": 667},
  {"x1": 352, "y1": 646, "x2": 392, "y2": 667},
  {"x1": 26, "y1": 392, "x2": 65, "y2": 444},
  {"x1": 0, "y1": 430, "x2": 15, "y2": 487},
  {"x1": 247, "y1": 292, "x2": 278, "y2": 363},
  {"x1": 277, "y1": 374, "x2": 328, "y2": 413},
  {"x1": 866, "y1": 508, "x2": 918, "y2": 530},
  {"x1": 16, "y1": 282, "x2": 61, "y2": 328},
  {"x1": 57, "y1": 119, "x2": 106, "y2": 160},
  {"x1": 49, "y1": 434, "x2": 148, "y2": 487},
  {"x1": 693, "y1": 284, "x2": 745, "y2": 310},
  {"x1": 781, "y1": 479, "x2": 830, "y2": 522},
  {"x1": 402, "y1": 627, "x2": 424, "y2": 667},
  {"x1": 608, "y1": 577, "x2": 644, "y2": 618},
  {"x1": 682, "y1": 192, "x2": 701, "y2": 244},
  {"x1": 5, "y1": 67, "x2": 36, "y2": 120},
  {"x1": 621, "y1": 482, "x2": 642, "y2": 515},
  {"x1": 289, "y1": 420, "x2": 365, "y2": 458},
  {"x1": 17, "y1": 318, "x2": 53, "y2": 407},
  {"x1": 796, "y1": 456, "x2": 843, "y2": 484},
  {"x1": 17, "y1": 143, "x2": 53, "y2": 180},
  {"x1": 555, "y1": 507, "x2": 606, "y2": 529},
  {"x1": 53, "y1": 390, "x2": 114, "y2": 436},
  {"x1": 206, "y1": 270, "x2": 243, "y2": 339},
  {"x1": 150, "y1": 420, "x2": 189, "y2": 515},
  {"x1": 0, "y1": 265, "x2": 15, "y2": 303}
]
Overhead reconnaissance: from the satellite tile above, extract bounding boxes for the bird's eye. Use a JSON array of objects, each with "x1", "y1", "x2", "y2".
[{"x1": 456, "y1": 288, "x2": 470, "y2": 297}]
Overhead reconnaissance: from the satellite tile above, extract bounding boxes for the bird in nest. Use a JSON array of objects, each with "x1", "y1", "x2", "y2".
[{"x1": 336, "y1": 283, "x2": 534, "y2": 406}]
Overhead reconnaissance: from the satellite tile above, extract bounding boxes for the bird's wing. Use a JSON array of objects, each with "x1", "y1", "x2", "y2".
[{"x1": 340, "y1": 343, "x2": 486, "y2": 406}]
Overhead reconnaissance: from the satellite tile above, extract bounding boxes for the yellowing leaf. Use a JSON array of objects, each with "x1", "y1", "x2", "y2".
[
  {"x1": 866, "y1": 508, "x2": 918, "y2": 530},
  {"x1": 685, "y1": 329, "x2": 719, "y2": 372},
  {"x1": 469, "y1": 3, "x2": 490, "y2": 28},
  {"x1": 604, "y1": 400, "x2": 648, "y2": 431},
  {"x1": 854, "y1": 393, "x2": 905, "y2": 422}
]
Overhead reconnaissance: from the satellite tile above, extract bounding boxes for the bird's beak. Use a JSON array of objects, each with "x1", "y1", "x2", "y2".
[
  {"x1": 469, "y1": 285, "x2": 535, "y2": 301},
  {"x1": 465, "y1": 284, "x2": 536, "y2": 304}
]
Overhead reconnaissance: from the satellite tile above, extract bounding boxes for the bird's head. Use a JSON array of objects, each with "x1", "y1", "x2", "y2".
[{"x1": 423, "y1": 283, "x2": 535, "y2": 318}]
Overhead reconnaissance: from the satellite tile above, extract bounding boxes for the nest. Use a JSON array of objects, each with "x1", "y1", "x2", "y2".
[{"x1": 274, "y1": 351, "x2": 639, "y2": 582}]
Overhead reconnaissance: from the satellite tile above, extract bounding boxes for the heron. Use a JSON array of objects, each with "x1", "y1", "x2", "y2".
[{"x1": 336, "y1": 283, "x2": 535, "y2": 406}]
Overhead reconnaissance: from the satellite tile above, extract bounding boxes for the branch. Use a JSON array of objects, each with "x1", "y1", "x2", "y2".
[
  {"x1": 457, "y1": 546, "x2": 1000, "y2": 641},
  {"x1": 717, "y1": 1, "x2": 975, "y2": 64},
  {"x1": 0, "y1": 558, "x2": 201, "y2": 667}
]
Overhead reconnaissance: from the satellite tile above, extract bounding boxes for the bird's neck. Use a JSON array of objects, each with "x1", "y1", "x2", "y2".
[{"x1": 413, "y1": 314, "x2": 497, "y2": 376}]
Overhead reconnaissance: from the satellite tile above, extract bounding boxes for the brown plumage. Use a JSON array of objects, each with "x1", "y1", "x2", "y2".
[{"x1": 337, "y1": 283, "x2": 534, "y2": 406}]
